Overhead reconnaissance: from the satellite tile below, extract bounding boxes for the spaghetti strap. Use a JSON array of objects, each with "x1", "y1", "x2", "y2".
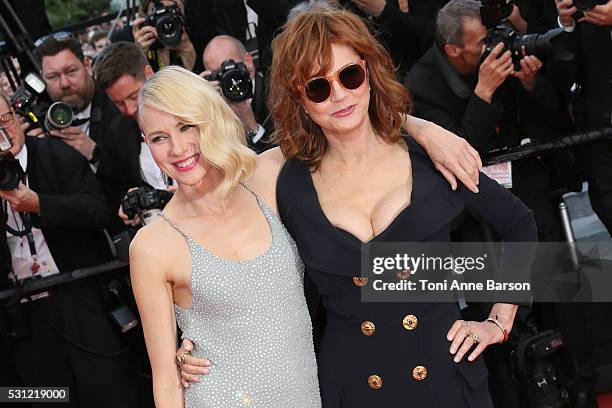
[
  {"x1": 158, "y1": 212, "x2": 190, "y2": 240},
  {"x1": 240, "y1": 182, "x2": 263, "y2": 206}
]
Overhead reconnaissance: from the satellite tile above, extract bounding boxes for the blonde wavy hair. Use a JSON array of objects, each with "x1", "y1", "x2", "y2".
[{"x1": 138, "y1": 65, "x2": 256, "y2": 198}]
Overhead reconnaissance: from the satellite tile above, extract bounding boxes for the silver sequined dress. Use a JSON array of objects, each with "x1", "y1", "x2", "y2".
[{"x1": 159, "y1": 186, "x2": 321, "y2": 408}]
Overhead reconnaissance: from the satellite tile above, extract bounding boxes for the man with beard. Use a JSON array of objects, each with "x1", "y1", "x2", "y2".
[{"x1": 34, "y1": 33, "x2": 120, "y2": 170}]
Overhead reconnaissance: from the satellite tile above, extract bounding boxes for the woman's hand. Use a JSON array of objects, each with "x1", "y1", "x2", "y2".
[
  {"x1": 447, "y1": 319, "x2": 505, "y2": 363},
  {"x1": 177, "y1": 339, "x2": 212, "y2": 388},
  {"x1": 406, "y1": 115, "x2": 482, "y2": 193}
]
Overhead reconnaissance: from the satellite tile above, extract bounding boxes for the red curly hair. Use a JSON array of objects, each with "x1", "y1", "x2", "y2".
[{"x1": 269, "y1": 5, "x2": 412, "y2": 169}]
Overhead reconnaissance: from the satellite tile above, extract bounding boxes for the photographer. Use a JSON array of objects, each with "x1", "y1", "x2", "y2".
[
  {"x1": 406, "y1": 0, "x2": 564, "y2": 243},
  {"x1": 202, "y1": 35, "x2": 272, "y2": 153},
  {"x1": 554, "y1": 0, "x2": 612, "y2": 235},
  {"x1": 0, "y1": 92, "x2": 138, "y2": 407},
  {"x1": 34, "y1": 33, "x2": 120, "y2": 169},
  {"x1": 94, "y1": 42, "x2": 173, "y2": 228},
  {"x1": 130, "y1": 0, "x2": 196, "y2": 71}
]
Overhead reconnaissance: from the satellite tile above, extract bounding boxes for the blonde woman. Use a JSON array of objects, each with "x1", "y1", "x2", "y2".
[{"x1": 129, "y1": 66, "x2": 321, "y2": 407}]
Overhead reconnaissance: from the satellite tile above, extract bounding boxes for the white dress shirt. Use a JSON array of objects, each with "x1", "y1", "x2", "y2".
[
  {"x1": 139, "y1": 134, "x2": 167, "y2": 190},
  {"x1": 4, "y1": 145, "x2": 60, "y2": 281}
]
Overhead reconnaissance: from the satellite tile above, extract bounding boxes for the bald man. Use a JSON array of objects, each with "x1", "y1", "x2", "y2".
[{"x1": 202, "y1": 35, "x2": 272, "y2": 153}]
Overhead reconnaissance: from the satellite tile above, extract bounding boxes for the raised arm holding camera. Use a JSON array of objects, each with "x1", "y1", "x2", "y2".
[
  {"x1": 33, "y1": 33, "x2": 120, "y2": 169},
  {"x1": 202, "y1": 34, "x2": 273, "y2": 153},
  {"x1": 132, "y1": 0, "x2": 196, "y2": 71}
]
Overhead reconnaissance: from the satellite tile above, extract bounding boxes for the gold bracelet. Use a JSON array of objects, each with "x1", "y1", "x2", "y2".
[{"x1": 485, "y1": 315, "x2": 508, "y2": 343}]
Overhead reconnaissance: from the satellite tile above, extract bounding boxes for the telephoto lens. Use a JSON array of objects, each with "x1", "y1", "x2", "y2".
[{"x1": 44, "y1": 102, "x2": 74, "y2": 131}]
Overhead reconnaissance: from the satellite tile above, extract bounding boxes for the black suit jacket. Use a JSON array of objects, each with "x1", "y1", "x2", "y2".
[
  {"x1": 26, "y1": 136, "x2": 113, "y2": 272},
  {"x1": 249, "y1": 71, "x2": 274, "y2": 153},
  {"x1": 0, "y1": 206, "x2": 10, "y2": 290},
  {"x1": 89, "y1": 85, "x2": 121, "y2": 149},
  {"x1": 0, "y1": 137, "x2": 113, "y2": 288},
  {"x1": 97, "y1": 115, "x2": 144, "y2": 222},
  {"x1": 406, "y1": 46, "x2": 559, "y2": 155}
]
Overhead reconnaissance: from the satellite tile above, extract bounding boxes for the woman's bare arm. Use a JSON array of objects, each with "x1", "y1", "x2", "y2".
[{"x1": 130, "y1": 228, "x2": 184, "y2": 407}]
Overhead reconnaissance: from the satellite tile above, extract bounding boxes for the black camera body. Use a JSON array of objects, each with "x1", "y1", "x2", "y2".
[
  {"x1": 204, "y1": 59, "x2": 253, "y2": 102},
  {"x1": 480, "y1": 0, "x2": 571, "y2": 67},
  {"x1": 0, "y1": 154, "x2": 25, "y2": 191},
  {"x1": 144, "y1": 1, "x2": 185, "y2": 48},
  {"x1": 11, "y1": 73, "x2": 74, "y2": 132},
  {"x1": 510, "y1": 329, "x2": 574, "y2": 408},
  {"x1": 121, "y1": 186, "x2": 172, "y2": 225},
  {"x1": 573, "y1": 0, "x2": 607, "y2": 11}
]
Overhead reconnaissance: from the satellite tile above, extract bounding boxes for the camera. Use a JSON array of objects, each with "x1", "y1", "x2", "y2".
[
  {"x1": 144, "y1": 0, "x2": 185, "y2": 48},
  {"x1": 572, "y1": 0, "x2": 607, "y2": 11},
  {"x1": 11, "y1": 73, "x2": 74, "y2": 132},
  {"x1": 510, "y1": 329, "x2": 574, "y2": 408},
  {"x1": 204, "y1": 59, "x2": 253, "y2": 102},
  {"x1": 0, "y1": 129, "x2": 25, "y2": 191},
  {"x1": 121, "y1": 186, "x2": 173, "y2": 225},
  {"x1": 0, "y1": 154, "x2": 25, "y2": 191},
  {"x1": 480, "y1": 0, "x2": 572, "y2": 67}
]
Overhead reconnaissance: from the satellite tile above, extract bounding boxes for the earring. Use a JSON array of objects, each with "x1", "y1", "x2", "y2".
[{"x1": 161, "y1": 171, "x2": 169, "y2": 188}]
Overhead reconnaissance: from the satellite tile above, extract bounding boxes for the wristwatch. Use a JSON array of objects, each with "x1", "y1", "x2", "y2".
[{"x1": 246, "y1": 125, "x2": 261, "y2": 143}]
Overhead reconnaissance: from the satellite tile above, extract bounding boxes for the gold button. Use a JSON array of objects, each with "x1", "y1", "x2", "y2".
[
  {"x1": 402, "y1": 314, "x2": 418, "y2": 330},
  {"x1": 353, "y1": 277, "x2": 368, "y2": 287},
  {"x1": 412, "y1": 365, "x2": 427, "y2": 381},
  {"x1": 396, "y1": 268, "x2": 411, "y2": 280},
  {"x1": 368, "y1": 374, "x2": 383, "y2": 389},
  {"x1": 361, "y1": 320, "x2": 376, "y2": 336}
]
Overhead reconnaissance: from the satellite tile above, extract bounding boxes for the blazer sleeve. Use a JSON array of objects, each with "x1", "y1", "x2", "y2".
[
  {"x1": 458, "y1": 173, "x2": 538, "y2": 304},
  {"x1": 38, "y1": 139, "x2": 112, "y2": 229}
]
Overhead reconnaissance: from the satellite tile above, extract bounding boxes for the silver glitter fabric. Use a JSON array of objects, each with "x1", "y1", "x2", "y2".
[{"x1": 160, "y1": 187, "x2": 321, "y2": 408}]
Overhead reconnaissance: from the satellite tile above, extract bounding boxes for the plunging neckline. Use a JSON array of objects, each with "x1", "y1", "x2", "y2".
[{"x1": 303, "y1": 151, "x2": 417, "y2": 247}]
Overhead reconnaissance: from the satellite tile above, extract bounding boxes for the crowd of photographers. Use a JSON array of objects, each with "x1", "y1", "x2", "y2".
[{"x1": 0, "y1": 0, "x2": 611, "y2": 407}]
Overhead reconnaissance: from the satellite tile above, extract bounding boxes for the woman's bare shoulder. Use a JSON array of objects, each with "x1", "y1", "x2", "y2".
[
  {"x1": 129, "y1": 218, "x2": 181, "y2": 272},
  {"x1": 257, "y1": 146, "x2": 285, "y2": 167},
  {"x1": 246, "y1": 147, "x2": 286, "y2": 213}
]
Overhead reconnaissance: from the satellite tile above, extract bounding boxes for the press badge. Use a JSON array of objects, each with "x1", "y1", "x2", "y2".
[{"x1": 482, "y1": 162, "x2": 512, "y2": 189}]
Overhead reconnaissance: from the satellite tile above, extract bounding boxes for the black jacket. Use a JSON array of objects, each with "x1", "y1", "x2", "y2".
[
  {"x1": 97, "y1": 115, "x2": 144, "y2": 228},
  {"x1": 89, "y1": 85, "x2": 121, "y2": 149},
  {"x1": 277, "y1": 137, "x2": 537, "y2": 407},
  {"x1": 406, "y1": 46, "x2": 559, "y2": 155},
  {"x1": 249, "y1": 71, "x2": 274, "y2": 153},
  {"x1": 1, "y1": 136, "x2": 113, "y2": 288}
]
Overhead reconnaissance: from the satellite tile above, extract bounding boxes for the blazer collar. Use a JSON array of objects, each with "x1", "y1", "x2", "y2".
[{"x1": 432, "y1": 45, "x2": 473, "y2": 99}]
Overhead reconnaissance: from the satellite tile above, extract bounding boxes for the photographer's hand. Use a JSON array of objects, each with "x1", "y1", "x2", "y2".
[
  {"x1": 475, "y1": 43, "x2": 513, "y2": 103},
  {"x1": 168, "y1": 31, "x2": 196, "y2": 71},
  {"x1": 508, "y1": 4, "x2": 528, "y2": 33},
  {"x1": 556, "y1": 0, "x2": 578, "y2": 28},
  {"x1": 49, "y1": 127, "x2": 96, "y2": 161},
  {"x1": 132, "y1": 17, "x2": 157, "y2": 53},
  {"x1": 119, "y1": 187, "x2": 142, "y2": 227},
  {"x1": 18, "y1": 117, "x2": 44, "y2": 138},
  {"x1": 0, "y1": 182, "x2": 40, "y2": 213},
  {"x1": 199, "y1": 71, "x2": 222, "y2": 95},
  {"x1": 581, "y1": 0, "x2": 612, "y2": 25},
  {"x1": 511, "y1": 53, "x2": 543, "y2": 91},
  {"x1": 229, "y1": 100, "x2": 258, "y2": 135}
]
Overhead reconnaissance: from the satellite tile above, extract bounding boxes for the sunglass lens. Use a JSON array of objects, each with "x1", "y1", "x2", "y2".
[
  {"x1": 305, "y1": 78, "x2": 331, "y2": 103},
  {"x1": 339, "y1": 64, "x2": 365, "y2": 90}
]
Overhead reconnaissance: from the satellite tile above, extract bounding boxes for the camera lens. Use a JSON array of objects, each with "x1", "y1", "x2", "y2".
[
  {"x1": 159, "y1": 20, "x2": 176, "y2": 37},
  {"x1": 45, "y1": 102, "x2": 74, "y2": 130}
]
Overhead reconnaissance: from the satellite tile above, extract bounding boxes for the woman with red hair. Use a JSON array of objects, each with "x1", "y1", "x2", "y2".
[{"x1": 178, "y1": 5, "x2": 536, "y2": 407}]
